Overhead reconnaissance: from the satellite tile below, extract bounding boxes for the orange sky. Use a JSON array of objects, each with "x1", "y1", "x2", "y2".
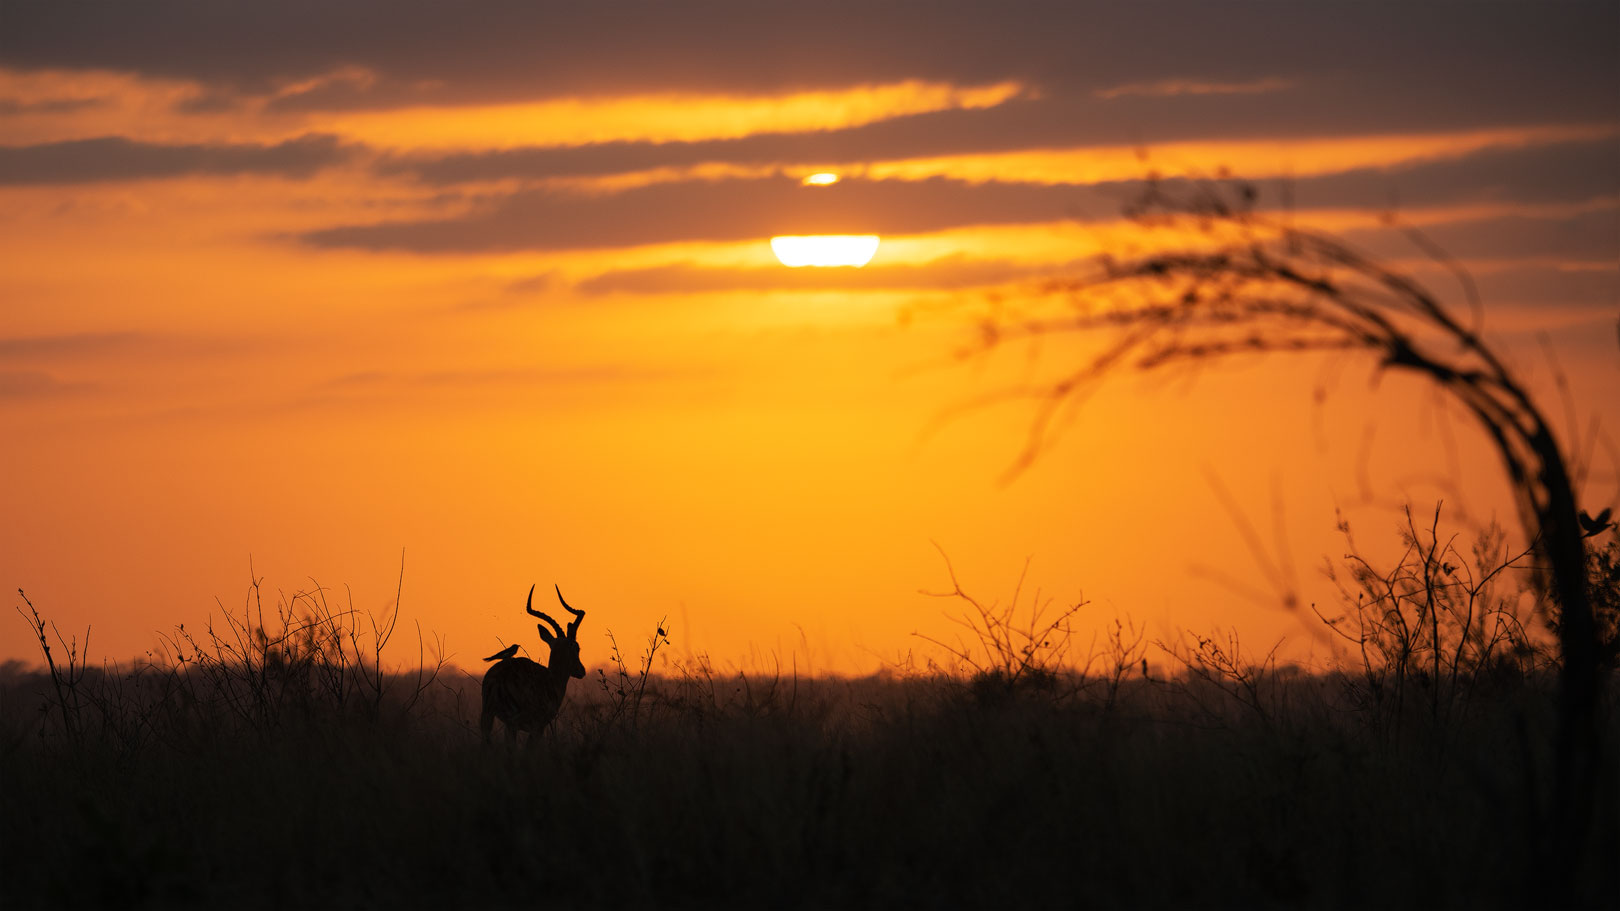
[{"x1": 3, "y1": 2, "x2": 1617, "y2": 675}]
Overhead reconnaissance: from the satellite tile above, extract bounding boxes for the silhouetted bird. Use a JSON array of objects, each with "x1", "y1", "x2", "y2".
[
  {"x1": 484, "y1": 643, "x2": 521, "y2": 661},
  {"x1": 1580, "y1": 507, "x2": 1613, "y2": 538}
]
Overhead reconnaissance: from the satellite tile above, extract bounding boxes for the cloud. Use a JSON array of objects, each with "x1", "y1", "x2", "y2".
[
  {"x1": 386, "y1": 102, "x2": 1619, "y2": 191},
  {"x1": 3, "y1": 1, "x2": 1614, "y2": 131},
  {"x1": 577, "y1": 250, "x2": 1619, "y2": 301},
  {"x1": 262, "y1": 67, "x2": 383, "y2": 113},
  {"x1": 0, "y1": 331, "x2": 143, "y2": 359},
  {"x1": 0, "y1": 332, "x2": 268, "y2": 375},
  {"x1": 576, "y1": 256, "x2": 1075, "y2": 295},
  {"x1": 308, "y1": 135, "x2": 1620, "y2": 255},
  {"x1": 0, "y1": 96, "x2": 104, "y2": 115},
  {"x1": 0, "y1": 370, "x2": 92, "y2": 398},
  {"x1": 378, "y1": 101, "x2": 1063, "y2": 185},
  {"x1": 1094, "y1": 77, "x2": 1294, "y2": 100},
  {"x1": 318, "y1": 366, "x2": 655, "y2": 390},
  {"x1": 0, "y1": 133, "x2": 355, "y2": 184},
  {"x1": 1340, "y1": 207, "x2": 1620, "y2": 263},
  {"x1": 503, "y1": 273, "x2": 559, "y2": 295},
  {"x1": 1288, "y1": 134, "x2": 1620, "y2": 211},
  {"x1": 303, "y1": 175, "x2": 1109, "y2": 252},
  {"x1": 289, "y1": 362, "x2": 699, "y2": 413},
  {"x1": 1444, "y1": 263, "x2": 1620, "y2": 309}
]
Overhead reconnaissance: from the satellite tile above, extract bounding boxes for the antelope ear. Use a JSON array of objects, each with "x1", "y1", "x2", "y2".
[{"x1": 537, "y1": 624, "x2": 556, "y2": 644}]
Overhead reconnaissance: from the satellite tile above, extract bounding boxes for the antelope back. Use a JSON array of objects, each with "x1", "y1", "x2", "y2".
[{"x1": 481, "y1": 657, "x2": 568, "y2": 734}]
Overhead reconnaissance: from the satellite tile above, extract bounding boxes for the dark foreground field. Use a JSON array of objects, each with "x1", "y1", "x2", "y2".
[{"x1": 4, "y1": 647, "x2": 1616, "y2": 910}]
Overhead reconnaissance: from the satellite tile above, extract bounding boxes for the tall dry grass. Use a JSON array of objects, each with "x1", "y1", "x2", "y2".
[{"x1": 5, "y1": 524, "x2": 1616, "y2": 908}]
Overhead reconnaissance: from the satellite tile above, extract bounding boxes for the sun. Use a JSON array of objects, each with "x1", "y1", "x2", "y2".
[
  {"x1": 770, "y1": 172, "x2": 877, "y2": 266},
  {"x1": 770, "y1": 235, "x2": 881, "y2": 267}
]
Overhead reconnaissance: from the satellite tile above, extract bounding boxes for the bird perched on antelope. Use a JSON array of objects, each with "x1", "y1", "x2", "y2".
[{"x1": 480, "y1": 584, "x2": 587, "y2": 746}]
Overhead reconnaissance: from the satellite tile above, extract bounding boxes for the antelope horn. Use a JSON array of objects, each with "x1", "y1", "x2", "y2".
[
  {"x1": 556, "y1": 584, "x2": 585, "y2": 638},
  {"x1": 524, "y1": 583, "x2": 564, "y2": 638}
]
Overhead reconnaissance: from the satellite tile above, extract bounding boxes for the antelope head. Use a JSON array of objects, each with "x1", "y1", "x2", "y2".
[{"x1": 525, "y1": 583, "x2": 587, "y2": 679}]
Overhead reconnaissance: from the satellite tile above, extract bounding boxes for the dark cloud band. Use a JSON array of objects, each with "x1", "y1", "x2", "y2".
[
  {"x1": 576, "y1": 256, "x2": 1076, "y2": 295},
  {"x1": 306, "y1": 137, "x2": 1620, "y2": 255},
  {"x1": 303, "y1": 175, "x2": 1106, "y2": 252},
  {"x1": 389, "y1": 105, "x2": 1618, "y2": 188},
  {"x1": 0, "y1": 133, "x2": 353, "y2": 184},
  {"x1": 3, "y1": 1, "x2": 1615, "y2": 146}
]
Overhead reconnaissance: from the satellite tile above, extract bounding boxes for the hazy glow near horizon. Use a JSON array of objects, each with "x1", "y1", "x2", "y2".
[
  {"x1": 770, "y1": 235, "x2": 881, "y2": 267},
  {"x1": 1, "y1": 7, "x2": 1616, "y2": 679}
]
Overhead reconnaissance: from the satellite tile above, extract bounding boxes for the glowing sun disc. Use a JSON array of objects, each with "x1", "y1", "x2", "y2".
[
  {"x1": 802, "y1": 172, "x2": 841, "y2": 186},
  {"x1": 770, "y1": 235, "x2": 880, "y2": 267}
]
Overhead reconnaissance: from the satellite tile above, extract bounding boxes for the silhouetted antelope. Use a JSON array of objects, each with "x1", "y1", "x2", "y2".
[{"x1": 480, "y1": 584, "x2": 586, "y2": 746}]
